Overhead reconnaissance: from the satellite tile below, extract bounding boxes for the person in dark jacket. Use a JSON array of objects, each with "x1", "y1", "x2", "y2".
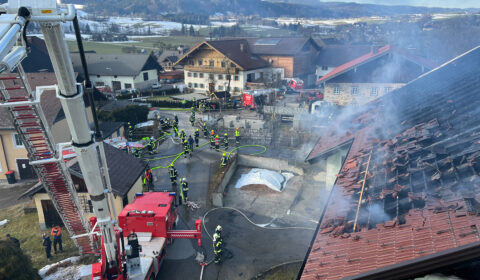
[
  {"x1": 6, "y1": 234, "x2": 20, "y2": 248},
  {"x1": 42, "y1": 233, "x2": 52, "y2": 260}
]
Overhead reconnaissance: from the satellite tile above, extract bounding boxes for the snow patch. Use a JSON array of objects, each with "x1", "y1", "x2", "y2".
[
  {"x1": 0, "y1": 219, "x2": 8, "y2": 226},
  {"x1": 39, "y1": 256, "x2": 86, "y2": 279},
  {"x1": 235, "y1": 168, "x2": 293, "y2": 192}
]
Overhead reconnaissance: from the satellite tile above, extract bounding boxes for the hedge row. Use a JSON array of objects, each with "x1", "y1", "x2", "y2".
[{"x1": 116, "y1": 88, "x2": 180, "y2": 100}]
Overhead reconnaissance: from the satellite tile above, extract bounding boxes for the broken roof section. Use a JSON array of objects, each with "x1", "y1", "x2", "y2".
[
  {"x1": 317, "y1": 45, "x2": 437, "y2": 84},
  {"x1": 301, "y1": 46, "x2": 480, "y2": 280}
]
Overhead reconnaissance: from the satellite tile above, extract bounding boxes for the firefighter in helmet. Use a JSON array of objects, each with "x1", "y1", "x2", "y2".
[{"x1": 213, "y1": 225, "x2": 223, "y2": 264}]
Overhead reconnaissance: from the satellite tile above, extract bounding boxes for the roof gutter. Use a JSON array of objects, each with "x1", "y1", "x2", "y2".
[{"x1": 343, "y1": 241, "x2": 480, "y2": 280}]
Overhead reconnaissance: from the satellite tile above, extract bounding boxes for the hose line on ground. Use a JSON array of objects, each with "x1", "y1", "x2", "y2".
[{"x1": 202, "y1": 207, "x2": 316, "y2": 240}]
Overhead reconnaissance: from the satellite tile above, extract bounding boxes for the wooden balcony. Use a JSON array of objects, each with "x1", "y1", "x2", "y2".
[{"x1": 185, "y1": 66, "x2": 239, "y2": 74}]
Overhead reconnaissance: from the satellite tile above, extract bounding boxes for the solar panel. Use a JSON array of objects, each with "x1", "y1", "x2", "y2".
[{"x1": 254, "y1": 38, "x2": 280, "y2": 45}]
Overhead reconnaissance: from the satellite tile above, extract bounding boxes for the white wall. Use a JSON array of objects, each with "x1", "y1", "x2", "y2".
[
  {"x1": 89, "y1": 69, "x2": 158, "y2": 91},
  {"x1": 316, "y1": 65, "x2": 335, "y2": 80}
]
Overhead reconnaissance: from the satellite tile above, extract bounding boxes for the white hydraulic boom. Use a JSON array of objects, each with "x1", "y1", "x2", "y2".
[{"x1": 0, "y1": 0, "x2": 119, "y2": 268}]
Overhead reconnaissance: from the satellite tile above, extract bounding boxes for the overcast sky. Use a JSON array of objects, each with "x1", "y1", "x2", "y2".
[{"x1": 319, "y1": 0, "x2": 480, "y2": 9}]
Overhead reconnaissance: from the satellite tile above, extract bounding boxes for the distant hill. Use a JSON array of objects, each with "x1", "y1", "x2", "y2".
[{"x1": 63, "y1": 0, "x2": 462, "y2": 18}]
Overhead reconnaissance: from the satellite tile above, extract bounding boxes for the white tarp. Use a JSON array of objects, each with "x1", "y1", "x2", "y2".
[{"x1": 235, "y1": 168, "x2": 293, "y2": 192}]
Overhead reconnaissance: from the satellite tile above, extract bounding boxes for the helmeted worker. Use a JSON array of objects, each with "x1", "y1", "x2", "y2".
[
  {"x1": 180, "y1": 178, "x2": 189, "y2": 203},
  {"x1": 188, "y1": 135, "x2": 195, "y2": 152},
  {"x1": 210, "y1": 133, "x2": 215, "y2": 149},
  {"x1": 51, "y1": 225, "x2": 63, "y2": 253},
  {"x1": 235, "y1": 128, "x2": 240, "y2": 145},
  {"x1": 203, "y1": 122, "x2": 208, "y2": 137},
  {"x1": 145, "y1": 138, "x2": 154, "y2": 155},
  {"x1": 223, "y1": 133, "x2": 229, "y2": 150},
  {"x1": 190, "y1": 112, "x2": 195, "y2": 126},
  {"x1": 173, "y1": 119, "x2": 178, "y2": 136},
  {"x1": 211, "y1": 129, "x2": 215, "y2": 137},
  {"x1": 180, "y1": 129, "x2": 186, "y2": 141},
  {"x1": 144, "y1": 168, "x2": 153, "y2": 191},
  {"x1": 169, "y1": 165, "x2": 178, "y2": 184},
  {"x1": 215, "y1": 135, "x2": 220, "y2": 151},
  {"x1": 194, "y1": 129, "x2": 200, "y2": 147},
  {"x1": 127, "y1": 122, "x2": 134, "y2": 139},
  {"x1": 183, "y1": 140, "x2": 190, "y2": 158},
  {"x1": 221, "y1": 153, "x2": 228, "y2": 167},
  {"x1": 174, "y1": 114, "x2": 179, "y2": 124},
  {"x1": 131, "y1": 148, "x2": 140, "y2": 158},
  {"x1": 213, "y1": 225, "x2": 223, "y2": 264}
]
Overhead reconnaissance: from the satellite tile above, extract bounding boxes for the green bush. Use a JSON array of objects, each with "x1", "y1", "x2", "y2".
[{"x1": 0, "y1": 240, "x2": 41, "y2": 280}]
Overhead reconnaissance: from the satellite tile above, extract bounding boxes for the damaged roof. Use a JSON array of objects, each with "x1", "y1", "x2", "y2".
[
  {"x1": 317, "y1": 45, "x2": 437, "y2": 84},
  {"x1": 301, "y1": 46, "x2": 480, "y2": 279}
]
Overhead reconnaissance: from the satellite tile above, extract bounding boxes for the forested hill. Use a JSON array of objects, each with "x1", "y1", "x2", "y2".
[{"x1": 63, "y1": 0, "x2": 461, "y2": 18}]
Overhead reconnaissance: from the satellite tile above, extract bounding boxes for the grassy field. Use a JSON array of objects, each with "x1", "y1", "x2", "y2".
[
  {"x1": 67, "y1": 40, "x2": 128, "y2": 54},
  {"x1": 0, "y1": 202, "x2": 78, "y2": 269}
]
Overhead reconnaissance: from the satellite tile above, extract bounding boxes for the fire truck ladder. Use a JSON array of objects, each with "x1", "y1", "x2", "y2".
[{"x1": 0, "y1": 65, "x2": 94, "y2": 254}]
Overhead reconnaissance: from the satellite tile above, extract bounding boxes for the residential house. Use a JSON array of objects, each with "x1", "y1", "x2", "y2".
[
  {"x1": 21, "y1": 143, "x2": 148, "y2": 230},
  {"x1": 317, "y1": 45, "x2": 437, "y2": 106},
  {"x1": 174, "y1": 39, "x2": 273, "y2": 95},
  {"x1": 315, "y1": 44, "x2": 372, "y2": 79},
  {"x1": 300, "y1": 46, "x2": 480, "y2": 280},
  {"x1": 70, "y1": 53, "x2": 163, "y2": 91},
  {"x1": 157, "y1": 49, "x2": 186, "y2": 71},
  {"x1": 246, "y1": 37, "x2": 323, "y2": 85}
]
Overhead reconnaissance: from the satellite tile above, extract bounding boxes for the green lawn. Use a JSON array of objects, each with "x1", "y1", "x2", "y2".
[
  {"x1": 0, "y1": 203, "x2": 78, "y2": 269},
  {"x1": 67, "y1": 40, "x2": 128, "y2": 54}
]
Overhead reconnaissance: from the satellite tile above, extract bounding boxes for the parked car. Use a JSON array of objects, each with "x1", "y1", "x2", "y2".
[{"x1": 152, "y1": 83, "x2": 162, "y2": 89}]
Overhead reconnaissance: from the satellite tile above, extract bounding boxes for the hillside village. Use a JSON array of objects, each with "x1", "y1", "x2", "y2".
[{"x1": 0, "y1": 1, "x2": 480, "y2": 280}]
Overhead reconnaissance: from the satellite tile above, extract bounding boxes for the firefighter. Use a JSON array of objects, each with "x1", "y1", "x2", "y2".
[
  {"x1": 210, "y1": 133, "x2": 215, "y2": 149},
  {"x1": 144, "y1": 168, "x2": 153, "y2": 191},
  {"x1": 180, "y1": 129, "x2": 186, "y2": 142},
  {"x1": 213, "y1": 225, "x2": 223, "y2": 264},
  {"x1": 51, "y1": 225, "x2": 63, "y2": 253},
  {"x1": 223, "y1": 133, "x2": 229, "y2": 150},
  {"x1": 188, "y1": 135, "x2": 195, "y2": 152},
  {"x1": 127, "y1": 122, "x2": 134, "y2": 140},
  {"x1": 145, "y1": 138, "x2": 154, "y2": 155},
  {"x1": 174, "y1": 114, "x2": 179, "y2": 125},
  {"x1": 180, "y1": 178, "x2": 189, "y2": 203},
  {"x1": 183, "y1": 140, "x2": 190, "y2": 158},
  {"x1": 215, "y1": 135, "x2": 220, "y2": 151},
  {"x1": 211, "y1": 129, "x2": 215, "y2": 137},
  {"x1": 203, "y1": 122, "x2": 208, "y2": 137},
  {"x1": 235, "y1": 128, "x2": 240, "y2": 145},
  {"x1": 173, "y1": 119, "x2": 178, "y2": 136},
  {"x1": 194, "y1": 128, "x2": 200, "y2": 147},
  {"x1": 190, "y1": 109, "x2": 195, "y2": 126},
  {"x1": 169, "y1": 165, "x2": 178, "y2": 185},
  {"x1": 221, "y1": 152, "x2": 228, "y2": 167}
]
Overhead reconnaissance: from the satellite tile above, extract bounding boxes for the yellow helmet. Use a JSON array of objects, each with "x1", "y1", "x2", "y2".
[
  {"x1": 224, "y1": 133, "x2": 228, "y2": 136},
  {"x1": 181, "y1": 129, "x2": 184, "y2": 131},
  {"x1": 222, "y1": 153, "x2": 226, "y2": 156},
  {"x1": 196, "y1": 128, "x2": 199, "y2": 131},
  {"x1": 216, "y1": 135, "x2": 219, "y2": 137}
]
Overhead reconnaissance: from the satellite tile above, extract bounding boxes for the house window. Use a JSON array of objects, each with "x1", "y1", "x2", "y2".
[
  {"x1": 218, "y1": 85, "x2": 224, "y2": 90},
  {"x1": 125, "y1": 83, "x2": 132, "y2": 89},
  {"x1": 321, "y1": 66, "x2": 328, "y2": 71},
  {"x1": 351, "y1": 86, "x2": 359, "y2": 96},
  {"x1": 200, "y1": 84, "x2": 204, "y2": 88},
  {"x1": 199, "y1": 73, "x2": 204, "y2": 78},
  {"x1": 233, "y1": 87, "x2": 240, "y2": 92},
  {"x1": 371, "y1": 87, "x2": 378, "y2": 96},
  {"x1": 198, "y1": 59, "x2": 203, "y2": 66},
  {"x1": 230, "y1": 63, "x2": 235, "y2": 68},
  {"x1": 188, "y1": 83, "x2": 192, "y2": 87},
  {"x1": 333, "y1": 86, "x2": 340, "y2": 95},
  {"x1": 218, "y1": 74, "x2": 223, "y2": 80},
  {"x1": 193, "y1": 73, "x2": 198, "y2": 78},
  {"x1": 194, "y1": 83, "x2": 198, "y2": 88},
  {"x1": 221, "y1": 61, "x2": 226, "y2": 68},
  {"x1": 187, "y1": 72, "x2": 192, "y2": 77},
  {"x1": 209, "y1": 74, "x2": 214, "y2": 80},
  {"x1": 95, "y1": 82, "x2": 104, "y2": 86},
  {"x1": 384, "y1": 87, "x2": 392, "y2": 94},
  {"x1": 209, "y1": 60, "x2": 214, "y2": 67},
  {"x1": 234, "y1": 75, "x2": 239, "y2": 81},
  {"x1": 226, "y1": 75, "x2": 231, "y2": 80},
  {"x1": 143, "y1": 72, "x2": 149, "y2": 81},
  {"x1": 114, "y1": 75, "x2": 118, "y2": 78},
  {"x1": 13, "y1": 133, "x2": 23, "y2": 148}
]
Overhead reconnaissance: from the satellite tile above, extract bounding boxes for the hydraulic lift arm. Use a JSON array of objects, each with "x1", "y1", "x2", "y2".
[{"x1": 0, "y1": 0, "x2": 119, "y2": 270}]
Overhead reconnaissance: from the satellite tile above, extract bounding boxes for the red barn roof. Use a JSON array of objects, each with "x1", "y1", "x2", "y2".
[{"x1": 301, "y1": 46, "x2": 480, "y2": 279}]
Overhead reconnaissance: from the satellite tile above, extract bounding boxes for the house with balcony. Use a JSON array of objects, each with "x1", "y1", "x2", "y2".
[
  {"x1": 174, "y1": 39, "x2": 275, "y2": 95},
  {"x1": 317, "y1": 45, "x2": 437, "y2": 106}
]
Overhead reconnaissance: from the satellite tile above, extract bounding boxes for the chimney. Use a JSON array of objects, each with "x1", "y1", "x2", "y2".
[{"x1": 240, "y1": 44, "x2": 244, "y2": 53}]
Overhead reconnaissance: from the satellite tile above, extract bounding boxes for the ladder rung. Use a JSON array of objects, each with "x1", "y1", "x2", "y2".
[
  {"x1": 12, "y1": 106, "x2": 32, "y2": 111},
  {"x1": 0, "y1": 76, "x2": 19, "y2": 80},
  {"x1": 17, "y1": 114, "x2": 36, "y2": 120},
  {"x1": 5, "y1": 86, "x2": 24, "y2": 90}
]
